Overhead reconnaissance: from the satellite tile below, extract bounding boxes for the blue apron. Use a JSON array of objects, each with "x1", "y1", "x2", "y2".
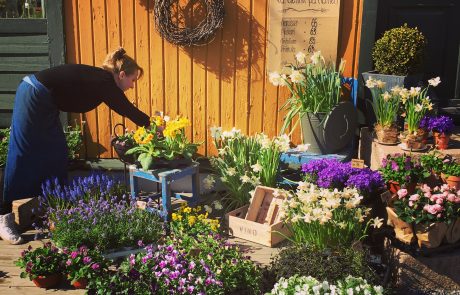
[{"x1": 3, "y1": 75, "x2": 68, "y2": 202}]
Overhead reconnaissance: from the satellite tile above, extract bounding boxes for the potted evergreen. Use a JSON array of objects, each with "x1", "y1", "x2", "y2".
[{"x1": 362, "y1": 24, "x2": 427, "y2": 90}]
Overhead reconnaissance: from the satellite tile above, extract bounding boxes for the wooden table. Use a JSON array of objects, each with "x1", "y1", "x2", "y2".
[{"x1": 359, "y1": 127, "x2": 460, "y2": 170}]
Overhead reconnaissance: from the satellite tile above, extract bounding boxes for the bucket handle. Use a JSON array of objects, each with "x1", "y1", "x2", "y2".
[{"x1": 113, "y1": 123, "x2": 126, "y2": 138}]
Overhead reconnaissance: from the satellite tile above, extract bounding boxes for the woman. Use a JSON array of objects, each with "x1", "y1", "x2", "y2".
[{"x1": 0, "y1": 48, "x2": 150, "y2": 244}]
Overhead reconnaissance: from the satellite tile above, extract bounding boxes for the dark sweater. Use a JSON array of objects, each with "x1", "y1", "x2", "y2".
[{"x1": 35, "y1": 64, "x2": 150, "y2": 127}]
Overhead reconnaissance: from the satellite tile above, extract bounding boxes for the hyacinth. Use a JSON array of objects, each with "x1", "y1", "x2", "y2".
[
  {"x1": 39, "y1": 174, "x2": 126, "y2": 210},
  {"x1": 301, "y1": 159, "x2": 384, "y2": 195}
]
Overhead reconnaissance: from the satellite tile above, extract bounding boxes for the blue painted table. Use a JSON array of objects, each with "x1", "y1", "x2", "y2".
[{"x1": 129, "y1": 163, "x2": 200, "y2": 222}]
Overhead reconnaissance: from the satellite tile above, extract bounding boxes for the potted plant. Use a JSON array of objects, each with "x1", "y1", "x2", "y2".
[
  {"x1": 362, "y1": 24, "x2": 426, "y2": 90},
  {"x1": 0, "y1": 127, "x2": 9, "y2": 203},
  {"x1": 269, "y1": 51, "x2": 347, "y2": 154},
  {"x1": 399, "y1": 78, "x2": 439, "y2": 149},
  {"x1": 427, "y1": 115, "x2": 454, "y2": 150},
  {"x1": 419, "y1": 151, "x2": 445, "y2": 187},
  {"x1": 390, "y1": 185, "x2": 460, "y2": 248},
  {"x1": 110, "y1": 124, "x2": 136, "y2": 164},
  {"x1": 379, "y1": 153, "x2": 424, "y2": 194},
  {"x1": 126, "y1": 115, "x2": 200, "y2": 170},
  {"x1": 365, "y1": 77, "x2": 401, "y2": 144},
  {"x1": 65, "y1": 246, "x2": 108, "y2": 289},
  {"x1": 441, "y1": 159, "x2": 460, "y2": 189},
  {"x1": 15, "y1": 242, "x2": 66, "y2": 288}
]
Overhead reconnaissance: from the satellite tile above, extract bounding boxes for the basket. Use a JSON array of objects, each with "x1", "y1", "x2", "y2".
[{"x1": 111, "y1": 123, "x2": 136, "y2": 164}]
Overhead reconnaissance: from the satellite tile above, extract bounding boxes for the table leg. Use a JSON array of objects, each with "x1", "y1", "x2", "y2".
[
  {"x1": 191, "y1": 170, "x2": 200, "y2": 206},
  {"x1": 129, "y1": 169, "x2": 139, "y2": 199},
  {"x1": 161, "y1": 178, "x2": 172, "y2": 223}
]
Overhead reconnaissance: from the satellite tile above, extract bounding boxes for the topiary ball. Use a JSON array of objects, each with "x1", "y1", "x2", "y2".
[{"x1": 372, "y1": 24, "x2": 427, "y2": 76}]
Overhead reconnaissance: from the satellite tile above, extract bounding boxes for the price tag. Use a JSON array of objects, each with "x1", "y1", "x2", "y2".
[{"x1": 351, "y1": 159, "x2": 364, "y2": 169}]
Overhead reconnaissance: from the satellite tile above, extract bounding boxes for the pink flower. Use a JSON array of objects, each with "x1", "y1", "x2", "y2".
[
  {"x1": 436, "y1": 198, "x2": 444, "y2": 205},
  {"x1": 447, "y1": 194, "x2": 456, "y2": 202},
  {"x1": 409, "y1": 201, "x2": 414, "y2": 207},
  {"x1": 441, "y1": 184, "x2": 450, "y2": 192},
  {"x1": 397, "y1": 189, "x2": 408, "y2": 199},
  {"x1": 423, "y1": 204, "x2": 444, "y2": 215},
  {"x1": 421, "y1": 184, "x2": 431, "y2": 193},
  {"x1": 70, "y1": 251, "x2": 78, "y2": 259},
  {"x1": 409, "y1": 194, "x2": 420, "y2": 202},
  {"x1": 454, "y1": 197, "x2": 460, "y2": 204},
  {"x1": 91, "y1": 263, "x2": 100, "y2": 270}
]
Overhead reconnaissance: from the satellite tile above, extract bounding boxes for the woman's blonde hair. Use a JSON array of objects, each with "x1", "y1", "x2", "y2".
[{"x1": 102, "y1": 47, "x2": 143, "y2": 79}]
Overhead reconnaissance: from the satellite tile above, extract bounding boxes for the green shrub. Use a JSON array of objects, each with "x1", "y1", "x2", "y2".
[
  {"x1": 267, "y1": 245, "x2": 378, "y2": 287},
  {"x1": 65, "y1": 124, "x2": 83, "y2": 160},
  {"x1": 372, "y1": 24, "x2": 426, "y2": 76},
  {"x1": 0, "y1": 127, "x2": 10, "y2": 168}
]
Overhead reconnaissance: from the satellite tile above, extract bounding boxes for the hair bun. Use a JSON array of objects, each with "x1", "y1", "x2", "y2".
[{"x1": 113, "y1": 47, "x2": 126, "y2": 60}]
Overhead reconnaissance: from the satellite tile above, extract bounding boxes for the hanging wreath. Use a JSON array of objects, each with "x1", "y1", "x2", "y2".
[{"x1": 154, "y1": 0, "x2": 225, "y2": 46}]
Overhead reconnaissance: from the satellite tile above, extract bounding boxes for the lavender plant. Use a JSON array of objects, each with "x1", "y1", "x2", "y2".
[{"x1": 49, "y1": 196, "x2": 162, "y2": 251}]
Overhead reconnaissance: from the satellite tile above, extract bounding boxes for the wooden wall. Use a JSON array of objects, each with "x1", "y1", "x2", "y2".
[{"x1": 64, "y1": 0, "x2": 363, "y2": 159}]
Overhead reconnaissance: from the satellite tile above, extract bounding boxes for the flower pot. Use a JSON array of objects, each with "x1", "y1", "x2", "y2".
[
  {"x1": 32, "y1": 273, "x2": 62, "y2": 288},
  {"x1": 433, "y1": 132, "x2": 450, "y2": 150},
  {"x1": 72, "y1": 278, "x2": 88, "y2": 289},
  {"x1": 300, "y1": 112, "x2": 328, "y2": 154},
  {"x1": 445, "y1": 218, "x2": 460, "y2": 244},
  {"x1": 415, "y1": 222, "x2": 448, "y2": 248},
  {"x1": 375, "y1": 123, "x2": 399, "y2": 144},
  {"x1": 400, "y1": 131, "x2": 426, "y2": 150},
  {"x1": 386, "y1": 207, "x2": 416, "y2": 245},
  {"x1": 111, "y1": 137, "x2": 136, "y2": 164},
  {"x1": 387, "y1": 180, "x2": 416, "y2": 194},
  {"x1": 441, "y1": 173, "x2": 460, "y2": 189}
]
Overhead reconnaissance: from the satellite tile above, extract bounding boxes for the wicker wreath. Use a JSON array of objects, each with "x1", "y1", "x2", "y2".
[{"x1": 154, "y1": 0, "x2": 224, "y2": 46}]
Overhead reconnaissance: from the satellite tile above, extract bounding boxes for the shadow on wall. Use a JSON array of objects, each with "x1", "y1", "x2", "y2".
[{"x1": 138, "y1": 0, "x2": 265, "y2": 82}]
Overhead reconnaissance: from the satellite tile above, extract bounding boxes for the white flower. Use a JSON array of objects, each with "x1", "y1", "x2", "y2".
[
  {"x1": 210, "y1": 126, "x2": 223, "y2": 139},
  {"x1": 371, "y1": 217, "x2": 384, "y2": 228},
  {"x1": 163, "y1": 115, "x2": 170, "y2": 122},
  {"x1": 289, "y1": 70, "x2": 305, "y2": 84},
  {"x1": 251, "y1": 163, "x2": 263, "y2": 173},
  {"x1": 295, "y1": 144, "x2": 310, "y2": 152},
  {"x1": 310, "y1": 51, "x2": 323, "y2": 65},
  {"x1": 227, "y1": 167, "x2": 237, "y2": 176},
  {"x1": 365, "y1": 77, "x2": 376, "y2": 89},
  {"x1": 295, "y1": 51, "x2": 306, "y2": 64},
  {"x1": 414, "y1": 103, "x2": 423, "y2": 112},
  {"x1": 213, "y1": 200, "x2": 223, "y2": 210},
  {"x1": 279, "y1": 74, "x2": 288, "y2": 86},
  {"x1": 203, "y1": 175, "x2": 216, "y2": 190},
  {"x1": 382, "y1": 91, "x2": 391, "y2": 102},
  {"x1": 409, "y1": 87, "x2": 421, "y2": 97},
  {"x1": 269, "y1": 71, "x2": 282, "y2": 86},
  {"x1": 204, "y1": 205, "x2": 213, "y2": 214},
  {"x1": 240, "y1": 175, "x2": 251, "y2": 183},
  {"x1": 376, "y1": 80, "x2": 386, "y2": 89},
  {"x1": 428, "y1": 76, "x2": 441, "y2": 87}
]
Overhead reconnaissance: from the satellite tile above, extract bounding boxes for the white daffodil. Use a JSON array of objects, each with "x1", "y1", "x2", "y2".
[
  {"x1": 289, "y1": 70, "x2": 305, "y2": 84},
  {"x1": 371, "y1": 217, "x2": 384, "y2": 228},
  {"x1": 202, "y1": 175, "x2": 215, "y2": 190},
  {"x1": 375, "y1": 80, "x2": 386, "y2": 89},
  {"x1": 226, "y1": 167, "x2": 236, "y2": 176},
  {"x1": 295, "y1": 144, "x2": 310, "y2": 152},
  {"x1": 295, "y1": 51, "x2": 306, "y2": 64},
  {"x1": 269, "y1": 71, "x2": 282, "y2": 86},
  {"x1": 428, "y1": 76, "x2": 441, "y2": 87},
  {"x1": 212, "y1": 200, "x2": 223, "y2": 210},
  {"x1": 240, "y1": 175, "x2": 251, "y2": 183},
  {"x1": 251, "y1": 163, "x2": 263, "y2": 173},
  {"x1": 204, "y1": 205, "x2": 213, "y2": 214},
  {"x1": 409, "y1": 87, "x2": 421, "y2": 97},
  {"x1": 414, "y1": 103, "x2": 423, "y2": 112},
  {"x1": 210, "y1": 126, "x2": 223, "y2": 139},
  {"x1": 382, "y1": 91, "x2": 391, "y2": 102},
  {"x1": 310, "y1": 51, "x2": 323, "y2": 65},
  {"x1": 365, "y1": 77, "x2": 376, "y2": 88}
]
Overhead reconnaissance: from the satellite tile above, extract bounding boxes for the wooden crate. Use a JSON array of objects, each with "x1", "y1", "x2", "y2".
[
  {"x1": 226, "y1": 186, "x2": 291, "y2": 247},
  {"x1": 12, "y1": 197, "x2": 41, "y2": 231}
]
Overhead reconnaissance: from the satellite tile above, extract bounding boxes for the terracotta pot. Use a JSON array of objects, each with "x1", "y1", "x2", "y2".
[
  {"x1": 32, "y1": 273, "x2": 62, "y2": 288},
  {"x1": 387, "y1": 180, "x2": 416, "y2": 194},
  {"x1": 375, "y1": 123, "x2": 399, "y2": 144},
  {"x1": 72, "y1": 278, "x2": 88, "y2": 289},
  {"x1": 441, "y1": 173, "x2": 460, "y2": 189},
  {"x1": 433, "y1": 132, "x2": 450, "y2": 150}
]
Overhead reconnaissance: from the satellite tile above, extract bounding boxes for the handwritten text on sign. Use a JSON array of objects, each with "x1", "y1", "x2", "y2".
[{"x1": 267, "y1": 0, "x2": 341, "y2": 73}]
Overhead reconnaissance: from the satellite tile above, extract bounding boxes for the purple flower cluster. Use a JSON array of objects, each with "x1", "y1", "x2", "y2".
[
  {"x1": 301, "y1": 159, "x2": 384, "y2": 194},
  {"x1": 419, "y1": 115, "x2": 431, "y2": 130},
  {"x1": 427, "y1": 115, "x2": 454, "y2": 134},
  {"x1": 40, "y1": 174, "x2": 126, "y2": 208},
  {"x1": 64, "y1": 245, "x2": 106, "y2": 283},
  {"x1": 126, "y1": 244, "x2": 222, "y2": 294}
]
